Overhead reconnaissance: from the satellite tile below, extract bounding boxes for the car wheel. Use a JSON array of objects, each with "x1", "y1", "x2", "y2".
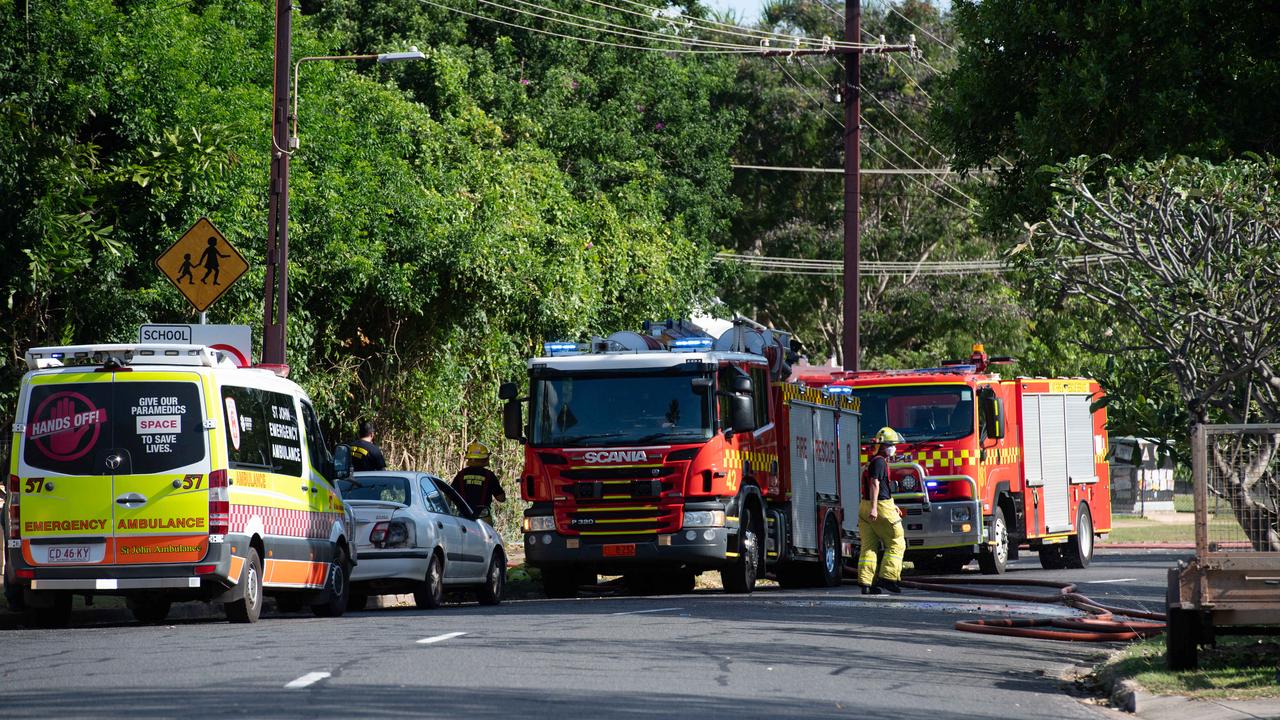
[
  {"x1": 978, "y1": 506, "x2": 1009, "y2": 575},
  {"x1": 414, "y1": 554, "x2": 445, "y2": 609},
  {"x1": 224, "y1": 548, "x2": 264, "y2": 623},
  {"x1": 128, "y1": 595, "x2": 172, "y2": 624},
  {"x1": 311, "y1": 545, "x2": 352, "y2": 618},
  {"x1": 477, "y1": 550, "x2": 506, "y2": 606}
]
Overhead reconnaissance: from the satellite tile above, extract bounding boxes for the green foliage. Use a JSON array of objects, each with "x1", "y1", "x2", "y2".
[{"x1": 934, "y1": 0, "x2": 1280, "y2": 229}]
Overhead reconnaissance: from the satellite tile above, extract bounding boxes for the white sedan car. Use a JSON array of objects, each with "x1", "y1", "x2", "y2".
[{"x1": 338, "y1": 471, "x2": 505, "y2": 610}]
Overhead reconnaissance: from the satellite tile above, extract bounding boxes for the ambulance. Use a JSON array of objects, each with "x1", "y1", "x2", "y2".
[{"x1": 5, "y1": 344, "x2": 356, "y2": 626}]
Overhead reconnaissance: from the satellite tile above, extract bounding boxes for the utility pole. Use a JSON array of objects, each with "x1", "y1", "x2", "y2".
[
  {"x1": 843, "y1": 0, "x2": 861, "y2": 372},
  {"x1": 762, "y1": 4, "x2": 912, "y2": 373},
  {"x1": 262, "y1": 0, "x2": 292, "y2": 367}
]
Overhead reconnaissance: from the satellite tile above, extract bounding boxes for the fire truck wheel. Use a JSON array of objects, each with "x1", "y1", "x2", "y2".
[
  {"x1": 1037, "y1": 545, "x2": 1066, "y2": 570},
  {"x1": 127, "y1": 595, "x2": 171, "y2": 624},
  {"x1": 721, "y1": 505, "x2": 761, "y2": 594},
  {"x1": 815, "y1": 516, "x2": 842, "y2": 587},
  {"x1": 224, "y1": 548, "x2": 263, "y2": 623},
  {"x1": 1062, "y1": 504, "x2": 1094, "y2": 569},
  {"x1": 1165, "y1": 607, "x2": 1201, "y2": 670},
  {"x1": 977, "y1": 506, "x2": 1010, "y2": 575},
  {"x1": 541, "y1": 568, "x2": 580, "y2": 599}
]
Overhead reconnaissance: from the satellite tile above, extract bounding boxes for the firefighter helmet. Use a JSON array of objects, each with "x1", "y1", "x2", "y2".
[
  {"x1": 465, "y1": 441, "x2": 492, "y2": 461},
  {"x1": 874, "y1": 427, "x2": 902, "y2": 445}
]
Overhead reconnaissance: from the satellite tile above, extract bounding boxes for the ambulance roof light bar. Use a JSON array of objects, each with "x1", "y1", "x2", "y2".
[{"x1": 25, "y1": 344, "x2": 223, "y2": 370}]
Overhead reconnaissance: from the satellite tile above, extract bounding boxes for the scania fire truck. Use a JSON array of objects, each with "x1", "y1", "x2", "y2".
[
  {"x1": 500, "y1": 319, "x2": 865, "y2": 598},
  {"x1": 796, "y1": 344, "x2": 1111, "y2": 575}
]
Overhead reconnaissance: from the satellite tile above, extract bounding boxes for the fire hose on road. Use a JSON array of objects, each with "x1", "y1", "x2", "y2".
[{"x1": 898, "y1": 576, "x2": 1167, "y2": 642}]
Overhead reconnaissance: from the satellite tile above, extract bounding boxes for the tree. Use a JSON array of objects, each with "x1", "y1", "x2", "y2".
[
  {"x1": 933, "y1": 0, "x2": 1280, "y2": 229},
  {"x1": 1019, "y1": 156, "x2": 1280, "y2": 549}
]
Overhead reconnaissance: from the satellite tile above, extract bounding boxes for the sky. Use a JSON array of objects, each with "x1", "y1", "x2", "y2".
[{"x1": 700, "y1": 0, "x2": 770, "y2": 23}]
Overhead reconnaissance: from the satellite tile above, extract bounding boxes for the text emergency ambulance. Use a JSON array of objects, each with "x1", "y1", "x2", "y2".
[
  {"x1": 502, "y1": 319, "x2": 864, "y2": 598},
  {"x1": 6, "y1": 344, "x2": 356, "y2": 626},
  {"x1": 797, "y1": 344, "x2": 1111, "y2": 575}
]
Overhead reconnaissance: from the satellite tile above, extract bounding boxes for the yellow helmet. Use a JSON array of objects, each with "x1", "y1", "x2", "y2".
[
  {"x1": 874, "y1": 427, "x2": 902, "y2": 445},
  {"x1": 465, "y1": 441, "x2": 492, "y2": 461}
]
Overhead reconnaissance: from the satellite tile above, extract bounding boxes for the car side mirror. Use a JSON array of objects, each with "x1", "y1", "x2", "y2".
[
  {"x1": 332, "y1": 444, "x2": 353, "y2": 481},
  {"x1": 499, "y1": 381, "x2": 519, "y2": 401}
]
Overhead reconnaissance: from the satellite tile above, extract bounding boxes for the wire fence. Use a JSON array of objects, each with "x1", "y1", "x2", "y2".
[{"x1": 1194, "y1": 424, "x2": 1280, "y2": 555}]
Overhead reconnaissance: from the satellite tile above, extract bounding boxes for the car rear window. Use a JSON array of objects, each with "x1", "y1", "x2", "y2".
[
  {"x1": 22, "y1": 380, "x2": 205, "y2": 476},
  {"x1": 338, "y1": 476, "x2": 411, "y2": 505}
]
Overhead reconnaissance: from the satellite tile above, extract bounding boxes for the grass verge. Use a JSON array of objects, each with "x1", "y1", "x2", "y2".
[
  {"x1": 1106, "y1": 516, "x2": 1239, "y2": 544},
  {"x1": 1098, "y1": 636, "x2": 1280, "y2": 700}
]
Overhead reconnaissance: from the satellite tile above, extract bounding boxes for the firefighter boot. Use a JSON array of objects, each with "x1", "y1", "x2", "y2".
[
  {"x1": 860, "y1": 584, "x2": 883, "y2": 595},
  {"x1": 874, "y1": 578, "x2": 902, "y2": 594}
]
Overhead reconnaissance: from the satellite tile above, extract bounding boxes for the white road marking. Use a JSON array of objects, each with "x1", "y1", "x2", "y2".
[
  {"x1": 417, "y1": 631, "x2": 467, "y2": 645},
  {"x1": 284, "y1": 672, "x2": 331, "y2": 689},
  {"x1": 1084, "y1": 578, "x2": 1138, "y2": 584},
  {"x1": 609, "y1": 607, "x2": 683, "y2": 616}
]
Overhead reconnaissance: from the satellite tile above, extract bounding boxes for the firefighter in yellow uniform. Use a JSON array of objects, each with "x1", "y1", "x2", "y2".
[{"x1": 858, "y1": 427, "x2": 906, "y2": 594}]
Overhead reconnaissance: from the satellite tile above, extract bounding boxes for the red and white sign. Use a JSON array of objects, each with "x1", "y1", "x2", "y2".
[
  {"x1": 27, "y1": 391, "x2": 108, "y2": 462},
  {"x1": 225, "y1": 397, "x2": 241, "y2": 451},
  {"x1": 136, "y1": 415, "x2": 181, "y2": 433},
  {"x1": 139, "y1": 324, "x2": 252, "y2": 367}
]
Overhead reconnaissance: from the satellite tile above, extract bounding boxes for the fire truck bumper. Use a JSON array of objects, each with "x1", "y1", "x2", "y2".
[
  {"x1": 523, "y1": 528, "x2": 731, "y2": 571},
  {"x1": 900, "y1": 499, "x2": 983, "y2": 551}
]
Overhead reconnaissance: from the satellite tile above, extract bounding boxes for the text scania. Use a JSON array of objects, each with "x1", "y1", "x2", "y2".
[{"x1": 583, "y1": 450, "x2": 648, "y2": 463}]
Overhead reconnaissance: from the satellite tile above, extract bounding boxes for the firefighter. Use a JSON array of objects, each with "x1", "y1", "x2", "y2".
[
  {"x1": 858, "y1": 426, "x2": 906, "y2": 594},
  {"x1": 351, "y1": 419, "x2": 387, "y2": 472},
  {"x1": 451, "y1": 441, "x2": 506, "y2": 519}
]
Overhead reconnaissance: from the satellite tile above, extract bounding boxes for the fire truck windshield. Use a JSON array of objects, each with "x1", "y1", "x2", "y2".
[
  {"x1": 528, "y1": 371, "x2": 714, "y2": 448},
  {"x1": 851, "y1": 384, "x2": 975, "y2": 443}
]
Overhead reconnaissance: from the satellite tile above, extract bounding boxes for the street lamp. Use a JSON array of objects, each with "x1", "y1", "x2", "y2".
[
  {"x1": 260, "y1": 38, "x2": 424, "y2": 370},
  {"x1": 290, "y1": 47, "x2": 426, "y2": 150}
]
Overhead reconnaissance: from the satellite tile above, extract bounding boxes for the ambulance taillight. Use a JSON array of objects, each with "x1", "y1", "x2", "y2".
[
  {"x1": 7, "y1": 476, "x2": 18, "y2": 541},
  {"x1": 209, "y1": 469, "x2": 229, "y2": 535}
]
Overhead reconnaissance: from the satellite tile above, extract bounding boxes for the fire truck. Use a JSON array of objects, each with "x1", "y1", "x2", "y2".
[
  {"x1": 795, "y1": 344, "x2": 1111, "y2": 575},
  {"x1": 500, "y1": 319, "x2": 866, "y2": 597}
]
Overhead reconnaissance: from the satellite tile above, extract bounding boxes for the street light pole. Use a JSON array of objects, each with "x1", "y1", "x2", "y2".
[{"x1": 262, "y1": 0, "x2": 291, "y2": 368}]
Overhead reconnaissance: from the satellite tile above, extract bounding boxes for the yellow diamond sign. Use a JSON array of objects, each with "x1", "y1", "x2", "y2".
[{"x1": 156, "y1": 218, "x2": 248, "y2": 313}]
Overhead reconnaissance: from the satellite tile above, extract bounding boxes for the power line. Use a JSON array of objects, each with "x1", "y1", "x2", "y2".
[
  {"x1": 860, "y1": 113, "x2": 977, "y2": 203},
  {"x1": 413, "y1": 0, "x2": 761, "y2": 53},
  {"x1": 879, "y1": 0, "x2": 956, "y2": 53},
  {"x1": 730, "y1": 163, "x2": 974, "y2": 175},
  {"x1": 472, "y1": 0, "x2": 770, "y2": 50},
  {"x1": 715, "y1": 252, "x2": 1119, "y2": 277},
  {"x1": 587, "y1": 0, "x2": 874, "y2": 49}
]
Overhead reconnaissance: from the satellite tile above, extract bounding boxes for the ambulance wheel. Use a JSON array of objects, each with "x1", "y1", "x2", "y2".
[
  {"x1": 721, "y1": 505, "x2": 760, "y2": 594},
  {"x1": 1038, "y1": 545, "x2": 1066, "y2": 570},
  {"x1": 814, "y1": 516, "x2": 843, "y2": 587},
  {"x1": 1063, "y1": 504, "x2": 1094, "y2": 569},
  {"x1": 978, "y1": 506, "x2": 1010, "y2": 575},
  {"x1": 128, "y1": 595, "x2": 171, "y2": 624},
  {"x1": 415, "y1": 554, "x2": 445, "y2": 609},
  {"x1": 312, "y1": 545, "x2": 352, "y2": 617},
  {"x1": 540, "y1": 568, "x2": 580, "y2": 599},
  {"x1": 477, "y1": 549, "x2": 506, "y2": 606},
  {"x1": 25, "y1": 591, "x2": 72, "y2": 628},
  {"x1": 225, "y1": 548, "x2": 264, "y2": 623}
]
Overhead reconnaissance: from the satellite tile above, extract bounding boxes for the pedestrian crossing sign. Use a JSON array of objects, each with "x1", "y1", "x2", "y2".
[{"x1": 156, "y1": 217, "x2": 248, "y2": 313}]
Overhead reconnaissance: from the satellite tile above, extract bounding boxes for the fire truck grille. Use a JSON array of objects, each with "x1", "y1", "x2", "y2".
[{"x1": 561, "y1": 505, "x2": 679, "y2": 537}]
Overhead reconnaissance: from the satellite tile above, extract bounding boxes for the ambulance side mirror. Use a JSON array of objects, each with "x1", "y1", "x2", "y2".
[{"x1": 332, "y1": 444, "x2": 353, "y2": 481}]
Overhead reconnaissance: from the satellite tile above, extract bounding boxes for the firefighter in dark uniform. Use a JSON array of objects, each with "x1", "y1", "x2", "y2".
[
  {"x1": 451, "y1": 441, "x2": 505, "y2": 519},
  {"x1": 351, "y1": 420, "x2": 387, "y2": 471}
]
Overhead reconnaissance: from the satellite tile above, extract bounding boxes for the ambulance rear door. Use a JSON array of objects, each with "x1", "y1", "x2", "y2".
[{"x1": 109, "y1": 373, "x2": 211, "y2": 565}]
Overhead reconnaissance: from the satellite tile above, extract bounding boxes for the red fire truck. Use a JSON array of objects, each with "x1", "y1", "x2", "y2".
[
  {"x1": 796, "y1": 344, "x2": 1111, "y2": 575},
  {"x1": 500, "y1": 319, "x2": 867, "y2": 597}
]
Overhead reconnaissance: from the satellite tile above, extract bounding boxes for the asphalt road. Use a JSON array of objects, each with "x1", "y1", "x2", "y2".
[{"x1": 0, "y1": 549, "x2": 1181, "y2": 719}]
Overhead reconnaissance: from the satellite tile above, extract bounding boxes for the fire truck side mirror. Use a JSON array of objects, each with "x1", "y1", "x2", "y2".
[
  {"x1": 498, "y1": 382, "x2": 519, "y2": 401},
  {"x1": 980, "y1": 394, "x2": 1005, "y2": 440},
  {"x1": 728, "y1": 394, "x2": 757, "y2": 434},
  {"x1": 503, "y1": 399, "x2": 525, "y2": 443}
]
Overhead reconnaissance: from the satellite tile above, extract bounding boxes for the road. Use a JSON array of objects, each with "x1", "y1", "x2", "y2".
[{"x1": 0, "y1": 549, "x2": 1178, "y2": 719}]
